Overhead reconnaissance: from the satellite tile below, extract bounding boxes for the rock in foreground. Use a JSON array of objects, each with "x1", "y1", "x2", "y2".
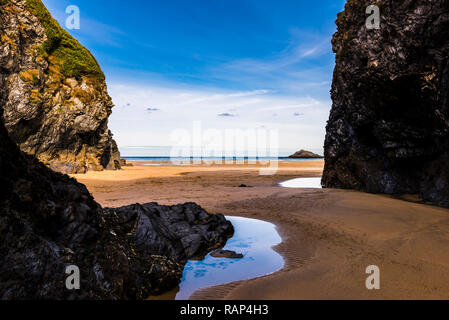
[
  {"x1": 0, "y1": 93, "x2": 233, "y2": 299},
  {"x1": 0, "y1": 156, "x2": 233, "y2": 300},
  {"x1": 105, "y1": 203, "x2": 234, "y2": 262},
  {"x1": 323, "y1": 0, "x2": 449, "y2": 206}
]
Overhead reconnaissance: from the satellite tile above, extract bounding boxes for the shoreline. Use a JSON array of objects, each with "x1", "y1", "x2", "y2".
[
  {"x1": 73, "y1": 160, "x2": 449, "y2": 300},
  {"x1": 191, "y1": 189, "x2": 449, "y2": 300}
]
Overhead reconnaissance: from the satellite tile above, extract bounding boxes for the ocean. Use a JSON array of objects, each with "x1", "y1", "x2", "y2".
[
  {"x1": 119, "y1": 146, "x2": 324, "y2": 162},
  {"x1": 122, "y1": 156, "x2": 323, "y2": 162}
]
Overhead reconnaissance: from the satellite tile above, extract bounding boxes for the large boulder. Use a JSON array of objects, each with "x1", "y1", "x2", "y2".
[
  {"x1": 0, "y1": 126, "x2": 234, "y2": 299},
  {"x1": 0, "y1": 0, "x2": 121, "y2": 174},
  {"x1": 106, "y1": 203, "x2": 234, "y2": 261},
  {"x1": 323, "y1": 0, "x2": 449, "y2": 206}
]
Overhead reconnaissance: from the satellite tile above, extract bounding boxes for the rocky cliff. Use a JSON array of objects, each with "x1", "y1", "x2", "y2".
[
  {"x1": 0, "y1": 0, "x2": 234, "y2": 299},
  {"x1": 0, "y1": 110, "x2": 233, "y2": 299},
  {"x1": 0, "y1": 0, "x2": 121, "y2": 174},
  {"x1": 323, "y1": 0, "x2": 449, "y2": 206}
]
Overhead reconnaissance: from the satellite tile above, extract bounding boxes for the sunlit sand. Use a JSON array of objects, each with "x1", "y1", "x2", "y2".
[{"x1": 73, "y1": 160, "x2": 449, "y2": 299}]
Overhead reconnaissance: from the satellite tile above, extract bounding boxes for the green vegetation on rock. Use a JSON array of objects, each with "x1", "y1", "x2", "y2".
[{"x1": 25, "y1": 0, "x2": 105, "y2": 81}]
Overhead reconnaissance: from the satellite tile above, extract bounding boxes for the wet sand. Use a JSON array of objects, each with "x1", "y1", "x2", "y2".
[{"x1": 72, "y1": 160, "x2": 449, "y2": 300}]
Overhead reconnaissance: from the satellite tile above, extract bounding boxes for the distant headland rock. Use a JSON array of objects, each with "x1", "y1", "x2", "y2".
[
  {"x1": 1, "y1": 0, "x2": 120, "y2": 174},
  {"x1": 323, "y1": 0, "x2": 449, "y2": 207},
  {"x1": 288, "y1": 150, "x2": 324, "y2": 159}
]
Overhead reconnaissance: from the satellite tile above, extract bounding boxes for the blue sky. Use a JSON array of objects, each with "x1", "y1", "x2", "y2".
[{"x1": 43, "y1": 0, "x2": 346, "y2": 155}]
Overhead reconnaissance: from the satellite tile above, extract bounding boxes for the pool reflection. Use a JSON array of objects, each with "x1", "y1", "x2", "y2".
[
  {"x1": 175, "y1": 216, "x2": 284, "y2": 300},
  {"x1": 279, "y1": 177, "x2": 322, "y2": 188}
]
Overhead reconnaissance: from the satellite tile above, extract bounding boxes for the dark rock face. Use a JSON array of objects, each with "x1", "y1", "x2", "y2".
[
  {"x1": 106, "y1": 203, "x2": 234, "y2": 261},
  {"x1": 289, "y1": 149, "x2": 324, "y2": 159},
  {"x1": 323, "y1": 0, "x2": 449, "y2": 206},
  {"x1": 0, "y1": 134, "x2": 233, "y2": 300},
  {"x1": 0, "y1": 119, "x2": 234, "y2": 300},
  {"x1": 0, "y1": 0, "x2": 121, "y2": 174}
]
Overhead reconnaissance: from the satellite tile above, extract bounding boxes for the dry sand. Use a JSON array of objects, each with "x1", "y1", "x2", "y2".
[{"x1": 72, "y1": 160, "x2": 449, "y2": 300}]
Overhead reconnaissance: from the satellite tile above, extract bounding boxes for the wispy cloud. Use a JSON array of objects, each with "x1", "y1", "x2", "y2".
[
  {"x1": 76, "y1": 18, "x2": 126, "y2": 47},
  {"x1": 218, "y1": 113, "x2": 238, "y2": 117},
  {"x1": 218, "y1": 42, "x2": 328, "y2": 73},
  {"x1": 146, "y1": 107, "x2": 160, "y2": 113},
  {"x1": 177, "y1": 89, "x2": 271, "y2": 106},
  {"x1": 206, "y1": 32, "x2": 333, "y2": 97},
  {"x1": 107, "y1": 83, "x2": 330, "y2": 152}
]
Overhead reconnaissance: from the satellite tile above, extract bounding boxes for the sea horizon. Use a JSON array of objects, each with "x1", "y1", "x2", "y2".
[
  {"x1": 122, "y1": 156, "x2": 324, "y2": 162},
  {"x1": 119, "y1": 146, "x2": 325, "y2": 160}
]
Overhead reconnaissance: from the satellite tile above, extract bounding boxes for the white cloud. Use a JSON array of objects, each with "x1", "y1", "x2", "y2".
[
  {"x1": 108, "y1": 83, "x2": 330, "y2": 154},
  {"x1": 204, "y1": 33, "x2": 334, "y2": 99}
]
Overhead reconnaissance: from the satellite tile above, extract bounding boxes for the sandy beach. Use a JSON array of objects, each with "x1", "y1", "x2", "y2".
[{"x1": 73, "y1": 160, "x2": 449, "y2": 300}]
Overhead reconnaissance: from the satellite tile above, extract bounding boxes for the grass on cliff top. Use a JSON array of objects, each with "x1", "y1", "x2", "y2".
[{"x1": 25, "y1": 0, "x2": 105, "y2": 81}]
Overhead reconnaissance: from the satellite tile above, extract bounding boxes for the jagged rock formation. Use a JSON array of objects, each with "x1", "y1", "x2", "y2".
[
  {"x1": 0, "y1": 138, "x2": 233, "y2": 300},
  {"x1": 0, "y1": 0, "x2": 121, "y2": 174},
  {"x1": 0, "y1": 113, "x2": 233, "y2": 299},
  {"x1": 323, "y1": 0, "x2": 449, "y2": 206},
  {"x1": 288, "y1": 149, "x2": 324, "y2": 159},
  {"x1": 0, "y1": 1, "x2": 234, "y2": 300},
  {"x1": 108, "y1": 203, "x2": 235, "y2": 261}
]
